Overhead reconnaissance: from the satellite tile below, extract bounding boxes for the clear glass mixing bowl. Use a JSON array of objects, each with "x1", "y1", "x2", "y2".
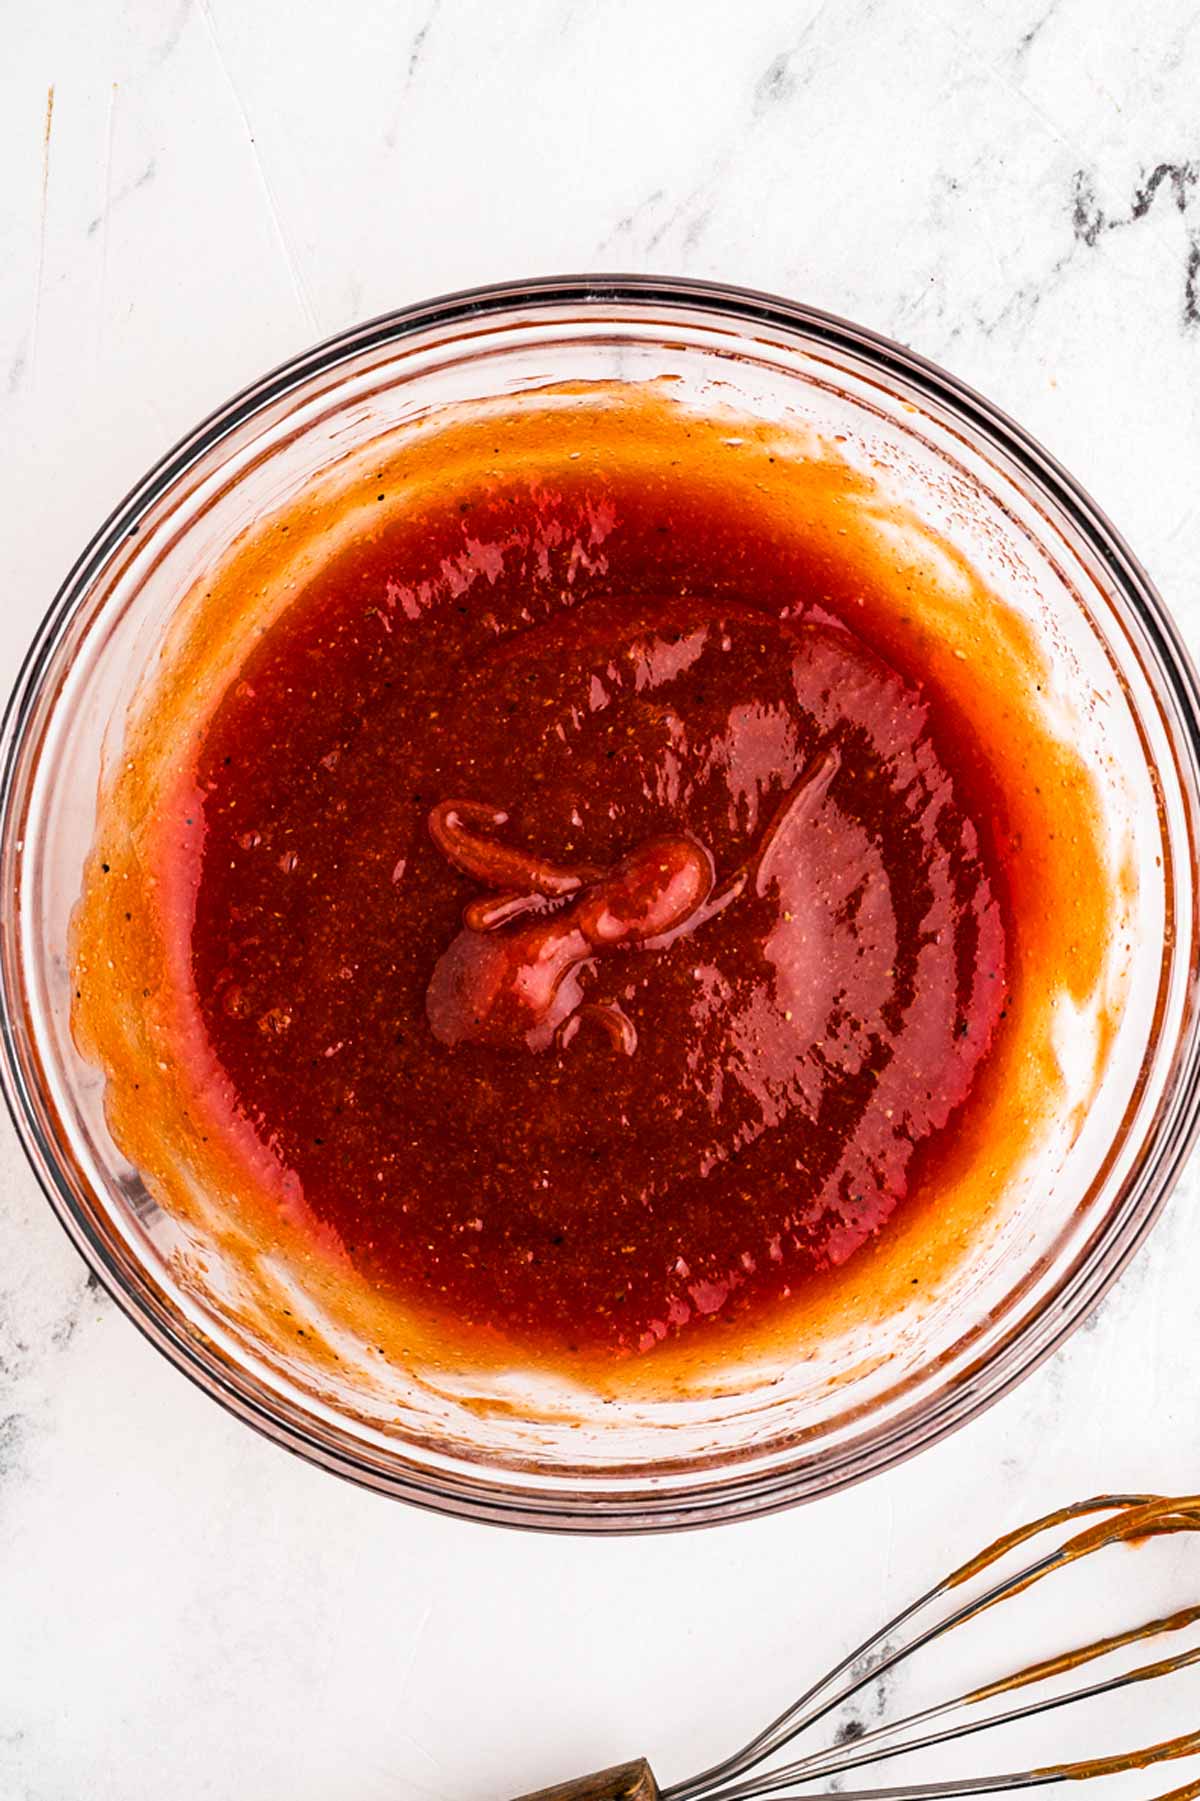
[{"x1": 3, "y1": 276, "x2": 1199, "y2": 1531}]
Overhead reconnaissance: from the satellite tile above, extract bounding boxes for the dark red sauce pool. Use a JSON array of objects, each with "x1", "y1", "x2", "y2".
[{"x1": 182, "y1": 466, "x2": 1008, "y2": 1356}]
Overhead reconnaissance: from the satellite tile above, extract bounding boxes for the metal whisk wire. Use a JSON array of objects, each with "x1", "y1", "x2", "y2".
[{"x1": 662, "y1": 1494, "x2": 1200, "y2": 1801}]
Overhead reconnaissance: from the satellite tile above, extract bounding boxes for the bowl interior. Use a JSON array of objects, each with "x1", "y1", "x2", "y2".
[{"x1": 4, "y1": 284, "x2": 1198, "y2": 1528}]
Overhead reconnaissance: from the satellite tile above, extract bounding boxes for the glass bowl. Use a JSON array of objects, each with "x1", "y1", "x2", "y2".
[{"x1": 3, "y1": 275, "x2": 1199, "y2": 1532}]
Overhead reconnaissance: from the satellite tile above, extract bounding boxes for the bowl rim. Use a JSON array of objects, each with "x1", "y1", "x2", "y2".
[{"x1": 4, "y1": 271, "x2": 1200, "y2": 1533}]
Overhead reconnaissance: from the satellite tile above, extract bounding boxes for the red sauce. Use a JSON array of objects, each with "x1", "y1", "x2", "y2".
[{"x1": 178, "y1": 466, "x2": 1009, "y2": 1357}]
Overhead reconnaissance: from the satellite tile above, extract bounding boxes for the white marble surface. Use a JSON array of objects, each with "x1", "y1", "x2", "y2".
[{"x1": 4, "y1": 2, "x2": 1200, "y2": 1796}]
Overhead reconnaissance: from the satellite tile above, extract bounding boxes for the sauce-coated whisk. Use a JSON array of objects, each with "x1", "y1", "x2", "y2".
[{"x1": 515, "y1": 1495, "x2": 1200, "y2": 1801}]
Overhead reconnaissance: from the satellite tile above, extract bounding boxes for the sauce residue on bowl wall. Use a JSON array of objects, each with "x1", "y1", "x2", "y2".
[{"x1": 71, "y1": 385, "x2": 1114, "y2": 1383}]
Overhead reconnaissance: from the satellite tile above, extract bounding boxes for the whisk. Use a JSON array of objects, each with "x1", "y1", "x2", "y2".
[{"x1": 514, "y1": 1495, "x2": 1200, "y2": 1801}]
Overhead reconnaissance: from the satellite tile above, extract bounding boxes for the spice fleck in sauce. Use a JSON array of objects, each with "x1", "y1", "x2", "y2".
[{"x1": 73, "y1": 391, "x2": 1112, "y2": 1372}]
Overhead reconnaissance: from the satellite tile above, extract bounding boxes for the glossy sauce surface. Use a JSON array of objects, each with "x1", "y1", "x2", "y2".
[{"x1": 179, "y1": 465, "x2": 1011, "y2": 1357}]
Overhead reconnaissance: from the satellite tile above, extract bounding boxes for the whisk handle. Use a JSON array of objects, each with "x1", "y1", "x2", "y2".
[{"x1": 509, "y1": 1757, "x2": 659, "y2": 1801}]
